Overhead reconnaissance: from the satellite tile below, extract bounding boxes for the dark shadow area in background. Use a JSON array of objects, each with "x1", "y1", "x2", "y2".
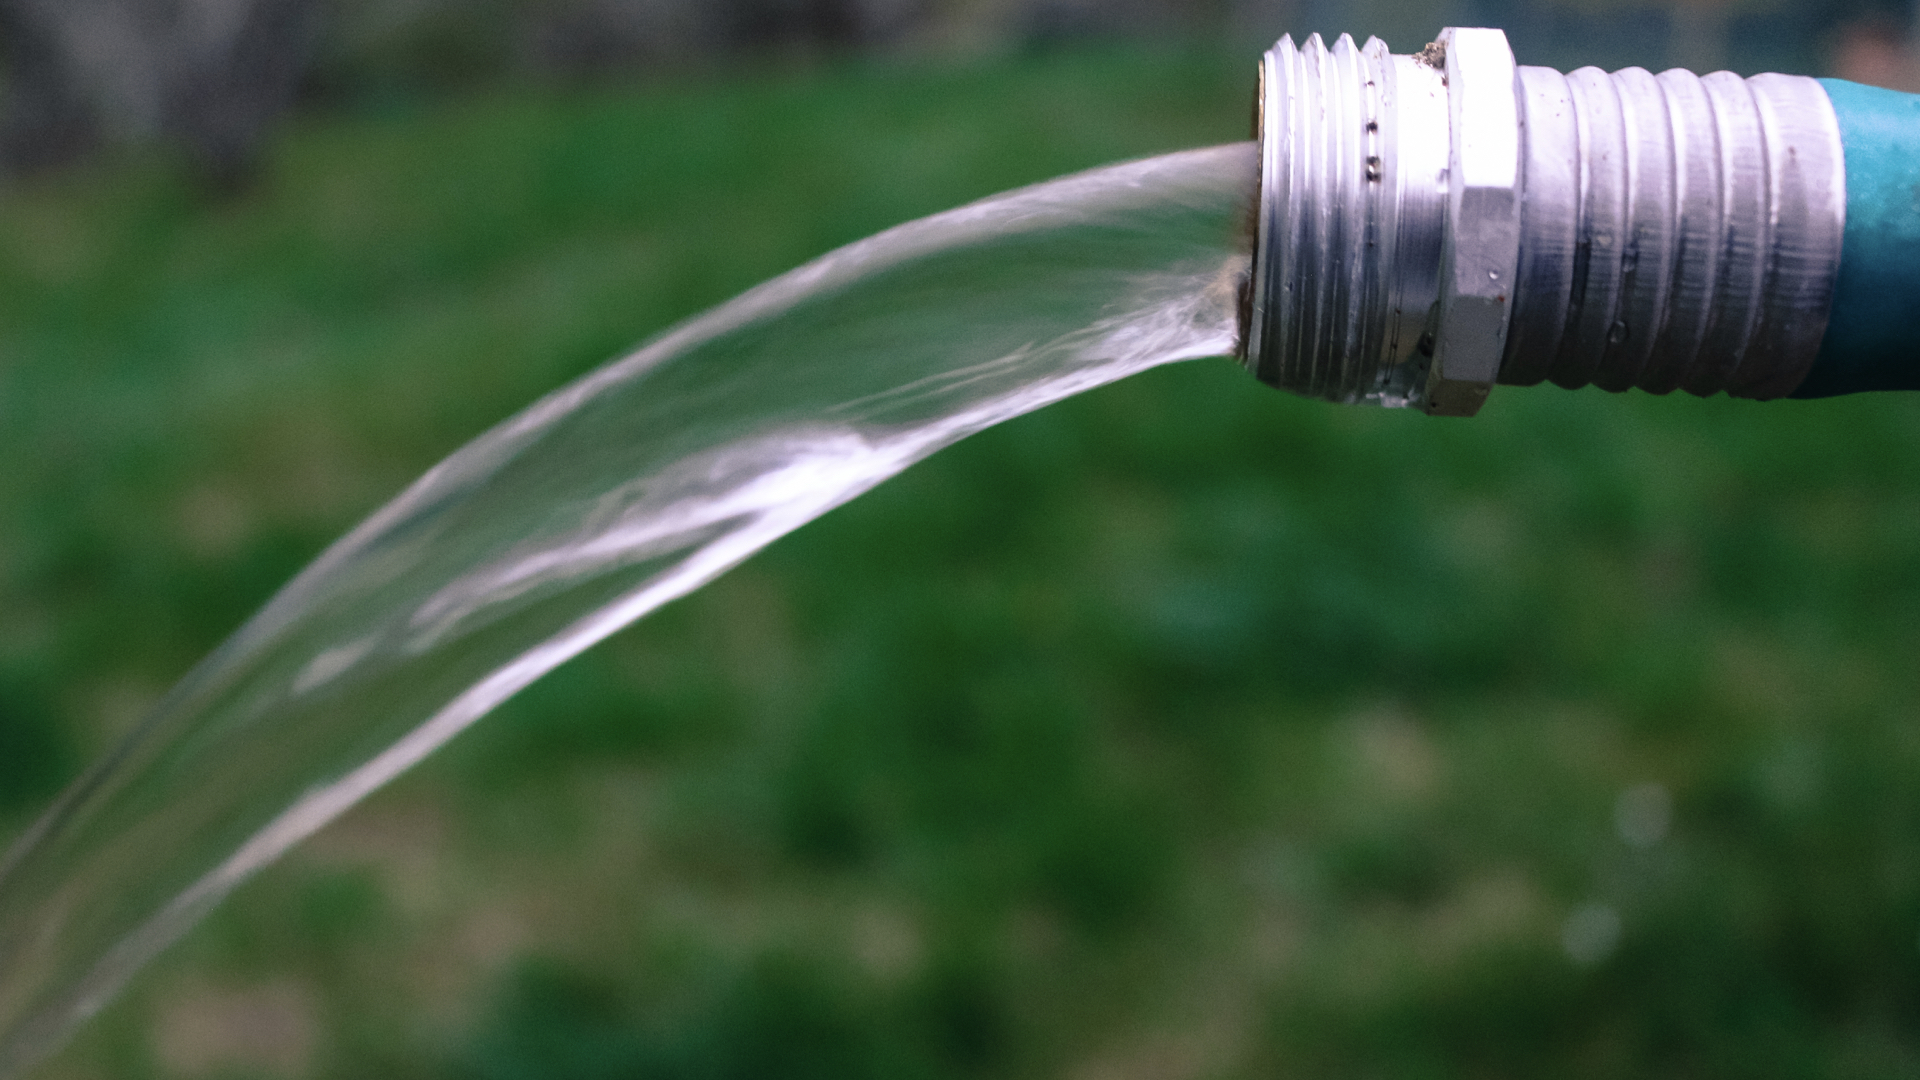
[{"x1": 0, "y1": 0, "x2": 1906, "y2": 187}]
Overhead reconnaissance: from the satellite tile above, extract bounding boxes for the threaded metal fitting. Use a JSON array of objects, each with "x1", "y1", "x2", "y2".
[{"x1": 1240, "y1": 28, "x2": 1847, "y2": 414}]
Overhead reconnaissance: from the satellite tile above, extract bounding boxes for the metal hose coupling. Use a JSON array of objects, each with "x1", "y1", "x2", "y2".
[{"x1": 1240, "y1": 28, "x2": 1846, "y2": 415}]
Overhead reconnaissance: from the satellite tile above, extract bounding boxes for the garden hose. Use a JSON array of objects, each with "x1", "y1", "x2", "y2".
[{"x1": 1239, "y1": 28, "x2": 1920, "y2": 414}]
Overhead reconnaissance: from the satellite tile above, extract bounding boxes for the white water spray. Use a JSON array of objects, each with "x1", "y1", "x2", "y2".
[{"x1": 0, "y1": 142, "x2": 1256, "y2": 1077}]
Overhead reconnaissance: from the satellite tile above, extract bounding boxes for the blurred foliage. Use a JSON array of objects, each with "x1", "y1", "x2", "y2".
[
  {"x1": 0, "y1": 0, "x2": 1870, "y2": 184},
  {"x1": 4, "y1": 41, "x2": 1920, "y2": 1080}
]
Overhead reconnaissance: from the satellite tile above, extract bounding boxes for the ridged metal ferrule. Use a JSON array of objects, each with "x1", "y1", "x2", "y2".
[{"x1": 1240, "y1": 28, "x2": 1847, "y2": 414}]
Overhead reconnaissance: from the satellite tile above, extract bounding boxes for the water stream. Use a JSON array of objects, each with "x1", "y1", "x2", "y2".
[{"x1": 0, "y1": 141, "x2": 1256, "y2": 1077}]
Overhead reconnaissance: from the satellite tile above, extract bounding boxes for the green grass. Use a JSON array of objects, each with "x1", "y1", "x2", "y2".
[{"x1": 7, "y1": 43, "x2": 1920, "y2": 1080}]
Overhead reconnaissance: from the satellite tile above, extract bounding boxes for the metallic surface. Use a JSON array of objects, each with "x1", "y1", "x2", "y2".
[
  {"x1": 1428, "y1": 27, "x2": 1521, "y2": 415},
  {"x1": 1507, "y1": 66, "x2": 1846, "y2": 398},
  {"x1": 1240, "y1": 28, "x2": 1847, "y2": 412},
  {"x1": 1244, "y1": 33, "x2": 1449, "y2": 408}
]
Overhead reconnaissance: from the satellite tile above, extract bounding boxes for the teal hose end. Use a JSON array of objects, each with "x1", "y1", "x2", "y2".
[{"x1": 1797, "y1": 79, "x2": 1920, "y2": 398}]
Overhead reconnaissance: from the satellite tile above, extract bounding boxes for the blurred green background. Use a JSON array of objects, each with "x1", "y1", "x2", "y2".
[{"x1": 6, "y1": 3, "x2": 1920, "y2": 1078}]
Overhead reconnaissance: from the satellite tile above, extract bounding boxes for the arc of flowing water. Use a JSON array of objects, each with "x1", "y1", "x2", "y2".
[{"x1": 0, "y1": 142, "x2": 1257, "y2": 1078}]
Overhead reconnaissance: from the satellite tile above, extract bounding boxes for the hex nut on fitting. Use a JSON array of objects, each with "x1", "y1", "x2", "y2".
[{"x1": 1424, "y1": 27, "x2": 1520, "y2": 416}]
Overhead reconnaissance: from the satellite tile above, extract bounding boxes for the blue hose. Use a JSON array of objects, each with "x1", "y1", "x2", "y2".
[{"x1": 1796, "y1": 79, "x2": 1920, "y2": 397}]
